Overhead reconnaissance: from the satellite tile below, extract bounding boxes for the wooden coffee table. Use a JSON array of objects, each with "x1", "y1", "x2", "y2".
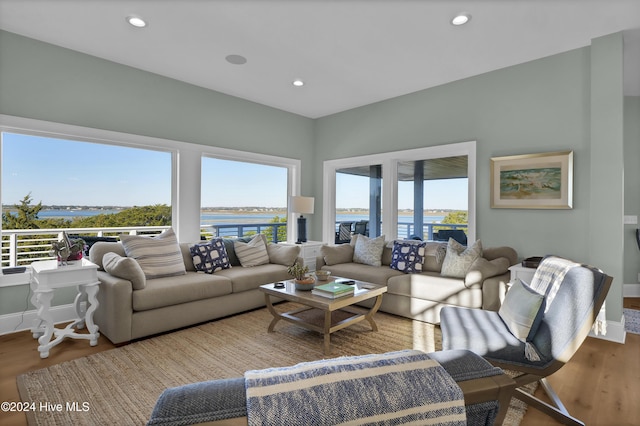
[{"x1": 260, "y1": 277, "x2": 387, "y2": 354}]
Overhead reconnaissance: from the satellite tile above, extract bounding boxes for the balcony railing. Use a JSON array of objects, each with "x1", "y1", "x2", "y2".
[
  {"x1": 1, "y1": 221, "x2": 465, "y2": 267},
  {"x1": 1, "y1": 226, "x2": 171, "y2": 267},
  {"x1": 335, "y1": 221, "x2": 468, "y2": 241},
  {"x1": 1, "y1": 223, "x2": 289, "y2": 267}
]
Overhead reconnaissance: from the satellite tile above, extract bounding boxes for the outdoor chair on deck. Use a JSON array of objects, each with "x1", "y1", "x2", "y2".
[
  {"x1": 440, "y1": 255, "x2": 612, "y2": 426},
  {"x1": 334, "y1": 221, "x2": 353, "y2": 244},
  {"x1": 434, "y1": 229, "x2": 467, "y2": 245},
  {"x1": 354, "y1": 220, "x2": 369, "y2": 236}
]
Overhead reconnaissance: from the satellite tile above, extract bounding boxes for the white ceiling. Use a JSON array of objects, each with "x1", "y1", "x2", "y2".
[{"x1": 1, "y1": 0, "x2": 639, "y2": 119}]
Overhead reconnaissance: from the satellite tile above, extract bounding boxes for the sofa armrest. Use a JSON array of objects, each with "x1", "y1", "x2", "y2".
[
  {"x1": 94, "y1": 270, "x2": 134, "y2": 344},
  {"x1": 482, "y1": 246, "x2": 518, "y2": 266},
  {"x1": 481, "y1": 272, "x2": 511, "y2": 311}
]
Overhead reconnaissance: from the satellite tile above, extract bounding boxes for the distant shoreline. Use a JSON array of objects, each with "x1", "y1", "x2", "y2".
[{"x1": 3, "y1": 206, "x2": 463, "y2": 217}]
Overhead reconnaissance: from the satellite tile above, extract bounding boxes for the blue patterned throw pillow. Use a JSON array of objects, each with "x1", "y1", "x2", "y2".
[
  {"x1": 190, "y1": 237, "x2": 232, "y2": 274},
  {"x1": 390, "y1": 240, "x2": 426, "y2": 273}
]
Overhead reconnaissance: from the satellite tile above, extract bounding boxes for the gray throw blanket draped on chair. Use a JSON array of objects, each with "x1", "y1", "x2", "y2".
[{"x1": 244, "y1": 350, "x2": 466, "y2": 426}]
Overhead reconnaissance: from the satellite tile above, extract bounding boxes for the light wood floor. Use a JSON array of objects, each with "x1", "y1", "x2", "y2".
[{"x1": 1, "y1": 300, "x2": 639, "y2": 426}]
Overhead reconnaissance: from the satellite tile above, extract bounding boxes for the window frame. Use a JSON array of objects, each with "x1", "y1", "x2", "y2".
[{"x1": 322, "y1": 141, "x2": 476, "y2": 243}]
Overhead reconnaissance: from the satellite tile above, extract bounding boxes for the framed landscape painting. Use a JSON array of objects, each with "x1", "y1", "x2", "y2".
[{"x1": 490, "y1": 151, "x2": 573, "y2": 209}]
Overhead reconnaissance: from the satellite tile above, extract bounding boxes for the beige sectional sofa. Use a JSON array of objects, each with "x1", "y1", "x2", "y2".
[
  {"x1": 89, "y1": 233, "x2": 299, "y2": 345},
  {"x1": 317, "y1": 236, "x2": 518, "y2": 323}
]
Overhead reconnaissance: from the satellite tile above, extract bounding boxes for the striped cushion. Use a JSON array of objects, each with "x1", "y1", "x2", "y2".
[
  {"x1": 234, "y1": 234, "x2": 269, "y2": 267},
  {"x1": 120, "y1": 228, "x2": 186, "y2": 279}
]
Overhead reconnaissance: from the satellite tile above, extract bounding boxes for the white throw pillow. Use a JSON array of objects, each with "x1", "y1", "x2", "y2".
[
  {"x1": 352, "y1": 234, "x2": 386, "y2": 267},
  {"x1": 440, "y1": 238, "x2": 483, "y2": 278},
  {"x1": 234, "y1": 234, "x2": 270, "y2": 267},
  {"x1": 499, "y1": 278, "x2": 546, "y2": 341}
]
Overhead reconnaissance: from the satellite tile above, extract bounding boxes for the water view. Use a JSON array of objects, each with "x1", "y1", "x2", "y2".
[{"x1": 32, "y1": 208, "x2": 447, "y2": 225}]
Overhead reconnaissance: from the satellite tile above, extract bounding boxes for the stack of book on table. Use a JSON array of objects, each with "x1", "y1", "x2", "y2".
[{"x1": 312, "y1": 282, "x2": 355, "y2": 299}]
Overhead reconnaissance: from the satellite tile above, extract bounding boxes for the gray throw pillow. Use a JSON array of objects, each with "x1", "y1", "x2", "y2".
[
  {"x1": 352, "y1": 234, "x2": 386, "y2": 267},
  {"x1": 120, "y1": 228, "x2": 186, "y2": 279},
  {"x1": 440, "y1": 238, "x2": 483, "y2": 278},
  {"x1": 102, "y1": 252, "x2": 146, "y2": 290}
]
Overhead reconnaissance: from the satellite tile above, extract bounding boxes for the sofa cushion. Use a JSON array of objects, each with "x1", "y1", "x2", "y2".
[
  {"x1": 353, "y1": 234, "x2": 386, "y2": 267},
  {"x1": 234, "y1": 234, "x2": 269, "y2": 267},
  {"x1": 102, "y1": 252, "x2": 146, "y2": 290},
  {"x1": 321, "y1": 244, "x2": 354, "y2": 266},
  {"x1": 215, "y1": 263, "x2": 291, "y2": 293},
  {"x1": 387, "y1": 273, "x2": 483, "y2": 308},
  {"x1": 441, "y1": 239, "x2": 483, "y2": 278},
  {"x1": 266, "y1": 244, "x2": 300, "y2": 266},
  {"x1": 390, "y1": 240, "x2": 426, "y2": 273},
  {"x1": 190, "y1": 238, "x2": 232, "y2": 274},
  {"x1": 498, "y1": 278, "x2": 546, "y2": 342},
  {"x1": 321, "y1": 262, "x2": 403, "y2": 286},
  {"x1": 89, "y1": 241, "x2": 126, "y2": 270},
  {"x1": 132, "y1": 272, "x2": 233, "y2": 312},
  {"x1": 121, "y1": 228, "x2": 187, "y2": 279},
  {"x1": 423, "y1": 242, "x2": 447, "y2": 272}
]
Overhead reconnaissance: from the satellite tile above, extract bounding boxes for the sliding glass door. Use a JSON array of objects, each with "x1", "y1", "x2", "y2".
[{"x1": 323, "y1": 141, "x2": 475, "y2": 244}]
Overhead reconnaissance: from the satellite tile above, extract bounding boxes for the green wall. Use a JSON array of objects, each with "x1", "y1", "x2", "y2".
[
  {"x1": 314, "y1": 46, "x2": 593, "y2": 255},
  {"x1": 314, "y1": 34, "x2": 626, "y2": 323},
  {"x1": 0, "y1": 30, "x2": 315, "y2": 316}
]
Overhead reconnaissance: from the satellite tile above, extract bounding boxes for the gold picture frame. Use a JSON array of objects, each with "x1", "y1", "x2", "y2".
[{"x1": 490, "y1": 151, "x2": 573, "y2": 209}]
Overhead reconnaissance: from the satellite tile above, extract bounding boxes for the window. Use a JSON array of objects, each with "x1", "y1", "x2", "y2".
[
  {"x1": 334, "y1": 165, "x2": 382, "y2": 244},
  {"x1": 397, "y1": 157, "x2": 469, "y2": 240},
  {"x1": 0, "y1": 115, "x2": 302, "y2": 269},
  {"x1": 323, "y1": 141, "x2": 476, "y2": 244},
  {"x1": 1, "y1": 131, "x2": 172, "y2": 266},
  {"x1": 201, "y1": 157, "x2": 289, "y2": 243}
]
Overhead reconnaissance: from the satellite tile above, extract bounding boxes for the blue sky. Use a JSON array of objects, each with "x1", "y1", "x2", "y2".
[
  {"x1": 2, "y1": 133, "x2": 172, "y2": 206},
  {"x1": 336, "y1": 173, "x2": 467, "y2": 210},
  {"x1": 2, "y1": 132, "x2": 466, "y2": 210}
]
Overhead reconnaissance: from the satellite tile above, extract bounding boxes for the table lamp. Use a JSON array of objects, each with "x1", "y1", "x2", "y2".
[{"x1": 290, "y1": 196, "x2": 315, "y2": 244}]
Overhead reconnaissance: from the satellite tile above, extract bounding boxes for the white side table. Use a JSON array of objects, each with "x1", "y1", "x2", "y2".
[
  {"x1": 508, "y1": 264, "x2": 537, "y2": 285},
  {"x1": 280, "y1": 241, "x2": 324, "y2": 271},
  {"x1": 30, "y1": 259, "x2": 100, "y2": 358}
]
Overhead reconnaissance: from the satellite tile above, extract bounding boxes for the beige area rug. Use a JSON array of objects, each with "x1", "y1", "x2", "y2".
[{"x1": 18, "y1": 303, "x2": 533, "y2": 425}]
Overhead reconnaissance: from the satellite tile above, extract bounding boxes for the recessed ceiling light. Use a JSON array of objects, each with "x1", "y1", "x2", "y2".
[
  {"x1": 451, "y1": 13, "x2": 471, "y2": 26},
  {"x1": 292, "y1": 79, "x2": 305, "y2": 87},
  {"x1": 126, "y1": 15, "x2": 147, "y2": 28},
  {"x1": 225, "y1": 54, "x2": 247, "y2": 65}
]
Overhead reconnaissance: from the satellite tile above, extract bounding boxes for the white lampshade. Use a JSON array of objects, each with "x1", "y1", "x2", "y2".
[{"x1": 290, "y1": 196, "x2": 315, "y2": 214}]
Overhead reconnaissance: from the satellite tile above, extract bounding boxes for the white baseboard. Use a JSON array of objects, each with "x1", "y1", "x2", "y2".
[
  {"x1": 623, "y1": 283, "x2": 640, "y2": 297},
  {"x1": 589, "y1": 317, "x2": 626, "y2": 344},
  {"x1": 0, "y1": 303, "x2": 76, "y2": 336}
]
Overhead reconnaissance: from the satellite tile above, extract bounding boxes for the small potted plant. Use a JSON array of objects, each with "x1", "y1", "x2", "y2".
[{"x1": 287, "y1": 263, "x2": 315, "y2": 290}]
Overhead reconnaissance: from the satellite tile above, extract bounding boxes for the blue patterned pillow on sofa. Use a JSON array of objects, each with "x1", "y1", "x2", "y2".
[
  {"x1": 190, "y1": 238, "x2": 232, "y2": 274},
  {"x1": 390, "y1": 240, "x2": 426, "y2": 273}
]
